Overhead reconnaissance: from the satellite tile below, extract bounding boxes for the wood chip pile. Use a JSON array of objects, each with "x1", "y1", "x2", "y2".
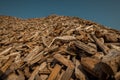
[{"x1": 0, "y1": 15, "x2": 120, "y2": 80}]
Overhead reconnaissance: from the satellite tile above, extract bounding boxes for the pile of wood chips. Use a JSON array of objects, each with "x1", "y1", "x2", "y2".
[{"x1": 0, "y1": 15, "x2": 120, "y2": 80}]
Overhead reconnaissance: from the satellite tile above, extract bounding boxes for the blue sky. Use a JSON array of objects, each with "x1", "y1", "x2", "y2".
[{"x1": 0, "y1": 0, "x2": 120, "y2": 30}]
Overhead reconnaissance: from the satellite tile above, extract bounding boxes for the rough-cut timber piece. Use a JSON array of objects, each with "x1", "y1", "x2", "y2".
[
  {"x1": 60, "y1": 67, "x2": 74, "y2": 80},
  {"x1": 12, "y1": 60, "x2": 24, "y2": 70},
  {"x1": 110, "y1": 44, "x2": 120, "y2": 51},
  {"x1": 104, "y1": 33, "x2": 118, "y2": 42},
  {"x1": 28, "y1": 62, "x2": 46, "y2": 80},
  {"x1": 39, "y1": 70, "x2": 50, "y2": 75},
  {"x1": 48, "y1": 64, "x2": 61, "y2": 80},
  {"x1": 0, "y1": 47, "x2": 12, "y2": 56},
  {"x1": 1, "y1": 57, "x2": 14, "y2": 73},
  {"x1": 105, "y1": 43, "x2": 120, "y2": 46},
  {"x1": 24, "y1": 46, "x2": 41, "y2": 63},
  {"x1": 91, "y1": 34, "x2": 110, "y2": 55},
  {"x1": 29, "y1": 51, "x2": 44, "y2": 65},
  {"x1": 73, "y1": 41, "x2": 96, "y2": 55},
  {"x1": 87, "y1": 42, "x2": 97, "y2": 50},
  {"x1": 53, "y1": 53, "x2": 75, "y2": 69},
  {"x1": 58, "y1": 70, "x2": 65, "y2": 80},
  {"x1": 75, "y1": 60, "x2": 87, "y2": 80},
  {"x1": 28, "y1": 66, "x2": 40, "y2": 80}
]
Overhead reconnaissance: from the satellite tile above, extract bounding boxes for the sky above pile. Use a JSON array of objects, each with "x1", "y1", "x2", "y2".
[{"x1": 0, "y1": 0, "x2": 120, "y2": 30}]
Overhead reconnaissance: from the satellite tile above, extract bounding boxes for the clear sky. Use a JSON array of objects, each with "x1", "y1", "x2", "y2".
[{"x1": 0, "y1": 0, "x2": 120, "y2": 30}]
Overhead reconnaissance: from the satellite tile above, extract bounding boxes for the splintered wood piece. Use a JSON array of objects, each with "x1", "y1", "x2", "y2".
[
  {"x1": 55, "y1": 71, "x2": 61, "y2": 80},
  {"x1": 91, "y1": 34, "x2": 109, "y2": 55},
  {"x1": 53, "y1": 54, "x2": 75, "y2": 69},
  {"x1": 75, "y1": 60, "x2": 86, "y2": 80},
  {"x1": 28, "y1": 62, "x2": 46, "y2": 80},
  {"x1": 105, "y1": 43, "x2": 120, "y2": 46},
  {"x1": 38, "y1": 55, "x2": 50, "y2": 64},
  {"x1": 39, "y1": 69, "x2": 51, "y2": 74},
  {"x1": 104, "y1": 33, "x2": 118, "y2": 42},
  {"x1": 0, "y1": 52, "x2": 20, "y2": 61},
  {"x1": 0, "y1": 47, "x2": 12, "y2": 56},
  {"x1": 48, "y1": 64, "x2": 61, "y2": 80},
  {"x1": 29, "y1": 51, "x2": 44, "y2": 65},
  {"x1": 58, "y1": 70, "x2": 65, "y2": 80},
  {"x1": 44, "y1": 45, "x2": 59, "y2": 53},
  {"x1": 28, "y1": 31, "x2": 40, "y2": 40},
  {"x1": 60, "y1": 67, "x2": 74, "y2": 80},
  {"x1": 87, "y1": 42, "x2": 97, "y2": 50},
  {"x1": 24, "y1": 46, "x2": 41, "y2": 63},
  {"x1": 73, "y1": 41, "x2": 96, "y2": 55},
  {"x1": 28, "y1": 66, "x2": 40, "y2": 80},
  {"x1": 1, "y1": 57, "x2": 14, "y2": 73},
  {"x1": 110, "y1": 44, "x2": 120, "y2": 51},
  {"x1": 13, "y1": 60, "x2": 24, "y2": 70},
  {"x1": 39, "y1": 62, "x2": 47, "y2": 71}
]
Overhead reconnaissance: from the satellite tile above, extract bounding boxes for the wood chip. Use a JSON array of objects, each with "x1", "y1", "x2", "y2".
[
  {"x1": 48, "y1": 64, "x2": 61, "y2": 80},
  {"x1": 75, "y1": 60, "x2": 87, "y2": 80},
  {"x1": 1, "y1": 57, "x2": 14, "y2": 73},
  {"x1": 73, "y1": 41, "x2": 96, "y2": 55},
  {"x1": 28, "y1": 62, "x2": 46, "y2": 80},
  {"x1": 60, "y1": 67, "x2": 74, "y2": 80},
  {"x1": 91, "y1": 34, "x2": 110, "y2": 55},
  {"x1": 54, "y1": 54, "x2": 75, "y2": 69}
]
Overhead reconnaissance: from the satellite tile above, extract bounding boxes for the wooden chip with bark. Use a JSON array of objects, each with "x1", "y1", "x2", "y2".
[
  {"x1": 24, "y1": 46, "x2": 41, "y2": 63},
  {"x1": 60, "y1": 67, "x2": 74, "y2": 80},
  {"x1": 91, "y1": 34, "x2": 109, "y2": 55},
  {"x1": 75, "y1": 60, "x2": 87, "y2": 80},
  {"x1": 0, "y1": 47, "x2": 12, "y2": 56},
  {"x1": 48, "y1": 64, "x2": 61, "y2": 80},
  {"x1": 73, "y1": 41, "x2": 96, "y2": 55},
  {"x1": 1, "y1": 57, "x2": 14, "y2": 73},
  {"x1": 28, "y1": 62, "x2": 46, "y2": 80},
  {"x1": 53, "y1": 53, "x2": 75, "y2": 69}
]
